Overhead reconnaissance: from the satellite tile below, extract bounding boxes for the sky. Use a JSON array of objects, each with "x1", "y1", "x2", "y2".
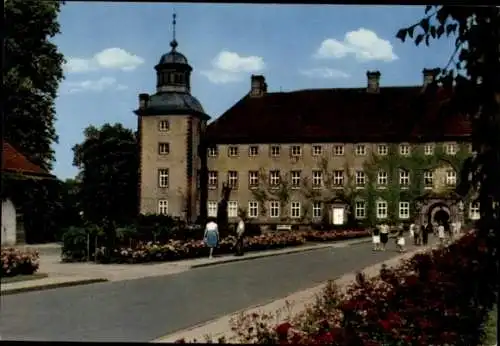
[{"x1": 53, "y1": 3, "x2": 456, "y2": 179}]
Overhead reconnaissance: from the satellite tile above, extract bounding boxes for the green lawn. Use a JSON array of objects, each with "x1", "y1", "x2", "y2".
[
  {"x1": 1, "y1": 273, "x2": 49, "y2": 284},
  {"x1": 480, "y1": 304, "x2": 498, "y2": 346}
]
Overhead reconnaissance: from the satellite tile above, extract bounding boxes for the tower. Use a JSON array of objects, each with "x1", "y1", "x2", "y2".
[{"x1": 134, "y1": 13, "x2": 210, "y2": 222}]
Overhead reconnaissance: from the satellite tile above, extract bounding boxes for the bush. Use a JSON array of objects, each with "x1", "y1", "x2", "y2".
[
  {"x1": 61, "y1": 225, "x2": 105, "y2": 262},
  {"x1": 1, "y1": 247, "x2": 40, "y2": 277}
]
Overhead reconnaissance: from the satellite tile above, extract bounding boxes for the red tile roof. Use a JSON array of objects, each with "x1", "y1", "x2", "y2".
[
  {"x1": 1, "y1": 142, "x2": 52, "y2": 177},
  {"x1": 206, "y1": 86, "x2": 472, "y2": 144}
]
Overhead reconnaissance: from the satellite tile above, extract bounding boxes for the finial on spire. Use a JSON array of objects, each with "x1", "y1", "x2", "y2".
[{"x1": 170, "y1": 11, "x2": 178, "y2": 50}]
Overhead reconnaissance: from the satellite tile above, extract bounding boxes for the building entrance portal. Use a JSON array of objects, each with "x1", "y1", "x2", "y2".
[{"x1": 430, "y1": 206, "x2": 450, "y2": 225}]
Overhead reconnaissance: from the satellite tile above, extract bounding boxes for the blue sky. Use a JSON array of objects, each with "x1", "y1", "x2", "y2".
[{"x1": 53, "y1": 3, "x2": 455, "y2": 179}]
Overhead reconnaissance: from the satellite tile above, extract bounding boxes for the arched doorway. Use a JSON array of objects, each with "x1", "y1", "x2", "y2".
[{"x1": 427, "y1": 202, "x2": 451, "y2": 225}]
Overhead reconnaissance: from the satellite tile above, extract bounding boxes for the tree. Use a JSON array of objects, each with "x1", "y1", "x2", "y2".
[{"x1": 72, "y1": 123, "x2": 139, "y2": 231}]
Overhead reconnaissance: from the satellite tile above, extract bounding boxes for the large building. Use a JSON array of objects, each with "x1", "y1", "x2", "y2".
[{"x1": 135, "y1": 19, "x2": 478, "y2": 228}]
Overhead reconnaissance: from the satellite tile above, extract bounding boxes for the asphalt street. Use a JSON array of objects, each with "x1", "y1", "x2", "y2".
[{"x1": 0, "y1": 240, "x2": 428, "y2": 342}]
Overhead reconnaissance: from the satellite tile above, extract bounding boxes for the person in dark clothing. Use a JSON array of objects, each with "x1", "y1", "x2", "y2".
[{"x1": 422, "y1": 222, "x2": 432, "y2": 246}]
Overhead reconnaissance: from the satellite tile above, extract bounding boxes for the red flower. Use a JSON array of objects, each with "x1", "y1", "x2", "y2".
[
  {"x1": 275, "y1": 322, "x2": 292, "y2": 340},
  {"x1": 379, "y1": 319, "x2": 391, "y2": 331}
]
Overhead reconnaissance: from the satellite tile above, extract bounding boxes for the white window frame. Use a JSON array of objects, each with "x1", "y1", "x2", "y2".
[
  {"x1": 399, "y1": 201, "x2": 410, "y2": 219},
  {"x1": 377, "y1": 144, "x2": 388, "y2": 156},
  {"x1": 249, "y1": 146, "x2": 259, "y2": 157},
  {"x1": 248, "y1": 171, "x2": 259, "y2": 187},
  {"x1": 312, "y1": 145, "x2": 322, "y2": 156},
  {"x1": 312, "y1": 202, "x2": 322, "y2": 218},
  {"x1": 290, "y1": 170, "x2": 301, "y2": 188},
  {"x1": 290, "y1": 201, "x2": 301, "y2": 219},
  {"x1": 333, "y1": 170, "x2": 344, "y2": 186},
  {"x1": 376, "y1": 200, "x2": 388, "y2": 219},
  {"x1": 355, "y1": 171, "x2": 366, "y2": 186},
  {"x1": 248, "y1": 201, "x2": 259, "y2": 218},
  {"x1": 333, "y1": 145, "x2": 344, "y2": 156},
  {"x1": 355, "y1": 201, "x2": 366, "y2": 219},
  {"x1": 424, "y1": 171, "x2": 433, "y2": 189},
  {"x1": 269, "y1": 170, "x2": 281, "y2": 186},
  {"x1": 446, "y1": 169, "x2": 457, "y2": 186},
  {"x1": 355, "y1": 144, "x2": 366, "y2": 156},
  {"x1": 158, "y1": 169, "x2": 169, "y2": 188},
  {"x1": 269, "y1": 201, "x2": 280, "y2": 218},
  {"x1": 469, "y1": 202, "x2": 480, "y2": 220},
  {"x1": 270, "y1": 145, "x2": 281, "y2": 157},
  {"x1": 377, "y1": 170, "x2": 388, "y2": 185},
  {"x1": 290, "y1": 145, "x2": 302, "y2": 157},
  {"x1": 228, "y1": 146, "x2": 239, "y2": 157},
  {"x1": 400, "y1": 144, "x2": 410, "y2": 156},
  {"x1": 207, "y1": 201, "x2": 218, "y2": 217},
  {"x1": 228, "y1": 171, "x2": 238, "y2": 188},
  {"x1": 312, "y1": 170, "x2": 323, "y2": 188},
  {"x1": 424, "y1": 144, "x2": 434, "y2": 156},
  {"x1": 399, "y1": 170, "x2": 410, "y2": 187},
  {"x1": 208, "y1": 171, "x2": 218, "y2": 188},
  {"x1": 158, "y1": 142, "x2": 170, "y2": 155},
  {"x1": 227, "y1": 201, "x2": 238, "y2": 218},
  {"x1": 208, "y1": 146, "x2": 218, "y2": 157},
  {"x1": 158, "y1": 200, "x2": 168, "y2": 215},
  {"x1": 445, "y1": 143, "x2": 457, "y2": 155},
  {"x1": 158, "y1": 120, "x2": 169, "y2": 132}
]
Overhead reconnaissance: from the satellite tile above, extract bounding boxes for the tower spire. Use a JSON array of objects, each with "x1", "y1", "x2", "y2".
[{"x1": 170, "y1": 12, "x2": 178, "y2": 51}]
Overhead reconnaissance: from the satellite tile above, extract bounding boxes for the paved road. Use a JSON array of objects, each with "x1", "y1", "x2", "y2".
[{"x1": 0, "y1": 240, "x2": 428, "y2": 342}]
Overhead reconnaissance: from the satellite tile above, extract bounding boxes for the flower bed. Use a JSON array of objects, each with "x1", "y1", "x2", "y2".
[
  {"x1": 301, "y1": 229, "x2": 369, "y2": 242},
  {"x1": 177, "y1": 230, "x2": 498, "y2": 345},
  {"x1": 1, "y1": 247, "x2": 40, "y2": 277}
]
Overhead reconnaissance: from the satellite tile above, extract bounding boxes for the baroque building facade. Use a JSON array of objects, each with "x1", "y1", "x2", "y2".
[{"x1": 135, "y1": 21, "x2": 478, "y2": 227}]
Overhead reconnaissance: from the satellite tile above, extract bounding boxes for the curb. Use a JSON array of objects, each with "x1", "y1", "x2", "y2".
[
  {"x1": 190, "y1": 236, "x2": 373, "y2": 269},
  {"x1": 0, "y1": 278, "x2": 108, "y2": 296}
]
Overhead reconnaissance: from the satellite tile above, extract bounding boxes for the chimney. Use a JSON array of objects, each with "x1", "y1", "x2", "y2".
[
  {"x1": 422, "y1": 68, "x2": 440, "y2": 89},
  {"x1": 366, "y1": 71, "x2": 381, "y2": 93},
  {"x1": 250, "y1": 75, "x2": 267, "y2": 97},
  {"x1": 139, "y1": 93, "x2": 149, "y2": 109}
]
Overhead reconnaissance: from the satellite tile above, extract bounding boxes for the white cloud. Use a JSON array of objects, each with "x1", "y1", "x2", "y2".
[
  {"x1": 299, "y1": 67, "x2": 350, "y2": 79},
  {"x1": 63, "y1": 77, "x2": 128, "y2": 94},
  {"x1": 200, "y1": 50, "x2": 265, "y2": 84},
  {"x1": 314, "y1": 28, "x2": 398, "y2": 62},
  {"x1": 64, "y1": 48, "x2": 145, "y2": 73}
]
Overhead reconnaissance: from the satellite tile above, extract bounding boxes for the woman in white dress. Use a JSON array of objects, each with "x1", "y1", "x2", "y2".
[
  {"x1": 396, "y1": 228, "x2": 406, "y2": 252},
  {"x1": 437, "y1": 222, "x2": 446, "y2": 246},
  {"x1": 372, "y1": 226, "x2": 381, "y2": 251}
]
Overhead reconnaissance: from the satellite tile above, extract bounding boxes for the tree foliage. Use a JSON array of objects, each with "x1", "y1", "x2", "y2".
[{"x1": 72, "y1": 123, "x2": 139, "y2": 228}]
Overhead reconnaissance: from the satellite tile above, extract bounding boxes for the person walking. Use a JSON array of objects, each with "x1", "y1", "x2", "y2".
[
  {"x1": 380, "y1": 223, "x2": 389, "y2": 251},
  {"x1": 372, "y1": 226, "x2": 381, "y2": 251},
  {"x1": 396, "y1": 228, "x2": 406, "y2": 253},
  {"x1": 422, "y1": 222, "x2": 431, "y2": 246},
  {"x1": 204, "y1": 217, "x2": 219, "y2": 259},
  {"x1": 234, "y1": 216, "x2": 245, "y2": 256},
  {"x1": 437, "y1": 222, "x2": 446, "y2": 246}
]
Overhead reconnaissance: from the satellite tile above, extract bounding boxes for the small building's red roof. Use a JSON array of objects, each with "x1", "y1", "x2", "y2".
[
  {"x1": 206, "y1": 85, "x2": 472, "y2": 144},
  {"x1": 1, "y1": 142, "x2": 53, "y2": 177}
]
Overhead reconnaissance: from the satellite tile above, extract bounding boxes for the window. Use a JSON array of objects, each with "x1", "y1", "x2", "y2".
[
  {"x1": 400, "y1": 144, "x2": 410, "y2": 156},
  {"x1": 207, "y1": 201, "x2": 218, "y2": 217},
  {"x1": 227, "y1": 201, "x2": 238, "y2": 218},
  {"x1": 399, "y1": 202, "x2": 410, "y2": 219},
  {"x1": 312, "y1": 170, "x2": 323, "y2": 188},
  {"x1": 376, "y1": 200, "x2": 388, "y2": 219},
  {"x1": 158, "y1": 120, "x2": 169, "y2": 132},
  {"x1": 269, "y1": 201, "x2": 280, "y2": 218},
  {"x1": 158, "y1": 200, "x2": 168, "y2": 215},
  {"x1": 158, "y1": 142, "x2": 170, "y2": 155},
  {"x1": 290, "y1": 145, "x2": 302, "y2": 157},
  {"x1": 270, "y1": 170, "x2": 281, "y2": 186},
  {"x1": 290, "y1": 201, "x2": 301, "y2": 219},
  {"x1": 248, "y1": 171, "x2": 259, "y2": 188},
  {"x1": 355, "y1": 171, "x2": 366, "y2": 186},
  {"x1": 270, "y1": 145, "x2": 281, "y2": 157},
  {"x1": 424, "y1": 170, "x2": 433, "y2": 189},
  {"x1": 424, "y1": 144, "x2": 434, "y2": 156},
  {"x1": 312, "y1": 202, "x2": 322, "y2": 218},
  {"x1": 228, "y1": 146, "x2": 239, "y2": 157},
  {"x1": 355, "y1": 144, "x2": 366, "y2": 156},
  {"x1": 400, "y1": 170, "x2": 410, "y2": 187},
  {"x1": 312, "y1": 145, "x2": 322, "y2": 156},
  {"x1": 333, "y1": 145, "x2": 344, "y2": 156},
  {"x1": 248, "y1": 201, "x2": 259, "y2": 218},
  {"x1": 333, "y1": 170, "x2": 344, "y2": 186},
  {"x1": 290, "y1": 170, "x2": 301, "y2": 188},
  {"x1": 249, "y1": 146, "x2": 259, "y2": 157},
  {"x1": 355, "y1": 201, "x2": 366, "y2": 219},
  {"x1": 446, "y1": 169, "x2": 457, "y2": 186},
  {"x1": 469, "y1": 202, "x2": 480, "y2": 220},
  {"x1": 208, "y1": 146, "x2": 218, "y2": 157},
  {"x1": 158, "y1": 169, "x2": 169, "y2": 188},
  {"x1": 377, "y1": 170, "x2": 388, "y2": 186},
  {"x1": 445, "y1": 143, "x2": 457, "y2": 155},
  {"x1": 377, "y1": 144, "x2": 388, "y2": 156},
  {"x1": 227, "y1": 171, "x2": 238, "y2": 189},
  {"x1": 208, "y1": 171, "x2": 218, "y2": 189}
]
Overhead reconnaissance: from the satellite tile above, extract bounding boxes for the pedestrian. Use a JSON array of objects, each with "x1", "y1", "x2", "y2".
[
  {"x1": 422, "y1": 222, "x2": 431, "y2": 246},
  {"x1": 203, "y1": 217, "x2": 219, "y2": 259},
  {"x1": 437, "y1": 222, "x2": 446, "y2": 246},
  {"x1": 372, "y1": 226, "x2": 381, "y2": 251},
  {"x1": 380, "y1": 223, "x2": 389, "y2": 251},
  {"x1": 396, "y1": 228, "x2": 406, "y2": 253},
  {"x1": 413, "y1": 222, "x2": 422, "y2": 245},
  {"x1": 234, "y1": 216, "x2": 245, "y2": 256}
]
